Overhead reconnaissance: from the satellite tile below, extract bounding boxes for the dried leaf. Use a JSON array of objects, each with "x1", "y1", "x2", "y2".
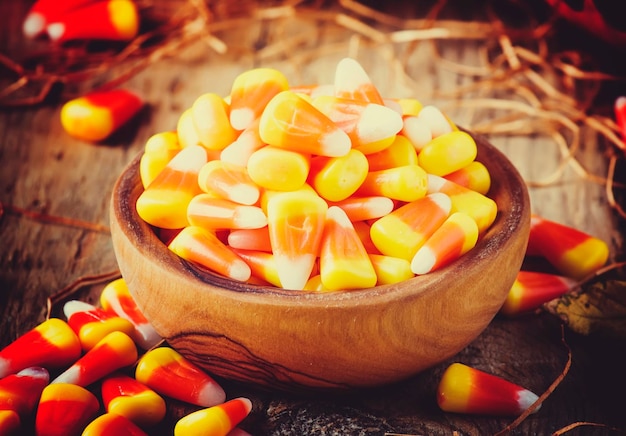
[{"x1": 544, "y1": 280, "x2": 626, "y2": 339}]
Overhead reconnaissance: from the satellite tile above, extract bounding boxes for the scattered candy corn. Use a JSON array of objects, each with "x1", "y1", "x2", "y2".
[
  {"x1": 82, "y1": 412, "x2": 148, "y2": 436},
  {"x1": 527, "y1": 215, "x2": 609, "y2": 280},
  {"x1": 64, "y1": 300, "x2": 135, "y2": 350},
  {"x1": 101, "y1": 373, "x2": 166, "y2": 427},
  {"x1": 22, "y1": 0, "x2": 97, "y2": 38},
  {"x1": 0, "y1": 318, "x2": 81, "y2": 378},
  {"x1": 60, "y1": 89, "x2": 143, "y2": 142},
  {"x1": 500, "y1": 270, "x2": 577, "y2": 316},
  {"x1": 51, "y1": 331, "x2": 138, "y2": 387},
  {"x1": 0, "y1": 367, "x2": 49, "y2": 418},
  {"x1": 437, "y1": 362, "x2": 540, "y2": 416},
  {"x1": 99, "y1": 278, "x2": 162, "y2": 350},
  {"x1": 46, "y1": 0, "x2": 139, "y2": 42},
  {"x1": 135, "y1": 347, "x2": 226, "y2": 408},
  {"x1": 35, "y1": 383, "x2": 100, "y2": 436},
  {"x1": 174, "y1": 397, "x2": 253, "y2": 436}
]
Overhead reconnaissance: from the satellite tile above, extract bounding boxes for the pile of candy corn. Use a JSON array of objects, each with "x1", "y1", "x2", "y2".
[
  {"x1": 133, "y1": 57, "x2": 498, "y2": 291},
  {"x1": 0, "y1": 277, "x2": 252, "y2": 435}
]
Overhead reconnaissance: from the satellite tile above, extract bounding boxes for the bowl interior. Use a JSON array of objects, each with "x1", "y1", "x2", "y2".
[{"x1": 110, "y1": 130, "x2": 530, "y2": 391}]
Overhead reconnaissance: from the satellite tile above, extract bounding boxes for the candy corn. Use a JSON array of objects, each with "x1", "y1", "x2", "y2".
[
  {"x1": 319, "y1": 206, "x2": 377, "y2": 290},
  {"x1": 0, "y1": 410, "x2": 20, "y2": 436},
  {"x1": 334, "y1": 57, "x2": 384, "y2": 104},
  {"x1": 46, "y1": 0, "x2": 139, "y2": 42},
  {"x1": 64, "y1": 300, "x2": 135, "y2": 350},
  {"x1": 198, "y1": 160, "x2": 261, "y2": 206},
  {"x1": 220, "y1": 118, "x2": 265, "y2": 167},
  {"x1": 60, "y1": 89, "x2": 143, "y2": 142},
  {"x1": 418, "y1": 131, "x2": 477, "y2": 177},
  {"x1": 312, "y1": 95, "x2": 403, "y2": 154},
  {"x1": 266, "y1": 190, "x2": 328, "y2": 290},
  {"x1": 227, "y1": 227, "x2": 272, "y2": 252},
  {"x1": 527, "y1": 215, "x2": 609, "y2": 280},
  {"x1": 368, "y1": 254, "x2": 414, "y2": 285},
  {"x1": 51, "y1": 331, "x2": 138, "y2": 387},
  {"x1": 309, "y1": 149, "x2": 369, "y2": 202},
  {"x1": 416, "y1": 105, "x2": 453, "y2": 138},
  {"x1": 0, "y1": 367, "x2": 49, "y2": 418},
  {"x1": 23, "y1": 0, "x2": 97, "y2": 38},
  {"x1": 0, "y1": 318, "x2": 81, "y2": 378},
  {"x1": 444, "y1": 160, "x2": 491, "y2": 195},
  {"x1": 174, "y1": 397, "x2": 253, "y2": 436},
  {"x1": 427, "y1": 174, "x2": 497, "y2": 233},
  {"x1": 357, "y1": 164, "x2": 428, "y2": 202},
  {"x1": 168, "y1": 226, "x2": 252, "y2": 282},
  {"x1": 500, "y1": 270, "x2": 577, "y2": 316},
  {"x1": 437, "y1": 362, "x2": 540, "y2": 416},
  {"x1": 370, "y1": 193, "x2": 451, "y2": 261},
  {"x1": 139, "y1": 131, "x2": 181, "y2": 188},
  {"x1": 135, "y1": 347, "x2": 226, "y2": 407},
  {"x1": 82, "y1": 413, "x2": 148, "y2": 436},
  {"x1": 366, "y1": 135, "x2": 418, "y2": 171},
  {"x1": 231, "y1": 248, "x2": 282, "y2": 287},
  {"x1": 229, "y1": 68, "x2": 290, "y2": 131},
  {"x1": 191, "y1": 93, "x2": 239, "y2": 151},
  {"x1": 136, "y1": 145, "x2": 207, "y2": 229},
  {"x1": 328, "y1": 196, "x2": 394, "y2": 222},
  {"x1": 401, "y1": 116, "x2": 432, "y2": 153},
  {"x1": 411, "y1": 212, "x2": 479, "y2": 275},
  {"x1": 99, "y1": 278, "x2": 162, "y2": 350},
  {"x1": 101, "y1": 373, "x2": 166, "y2": 427},
  {"x1": 259, "y1": 91, "x2": 352, "y2": 158},
  {"x1": 35, "y1": 383, "x2": 100, "y2": 436},
  {"x1": 188, "y1": 195, "x2": 267, "y2": 230},
  {"x1": 247, "y1": 146, "x2": 310, "y2": 192}
]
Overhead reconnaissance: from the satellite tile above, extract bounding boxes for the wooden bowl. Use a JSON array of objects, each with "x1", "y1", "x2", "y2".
[{"x1": 110, "y1": 132, "x2": 530, "y2": 392}]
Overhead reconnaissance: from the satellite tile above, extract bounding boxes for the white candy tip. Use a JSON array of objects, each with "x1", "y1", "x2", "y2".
[
  {"x1": 517, "y1": 389, "x2": 541, "y2": 413},
  {"x1": 46, "y1": 23, "x2": 65, "y2": 41},
  {"x1": 23, "y1": 13, "x2": 46, "y2": 38},
  {"x1": 411, "y1": 246, "x2": 437, "y2": 275},
  {"x1": 357, "y1": 104, "x2": 403, "y2": 143},
  {"x1": 63, "y1": 300, "x2": 96, "y2": 319},
  {"x1": 230, "y1": 107, "x2": 255, "y2": 131},
  {"x1": 197, "y1": 381, "x2": 227, "y2": 407}
]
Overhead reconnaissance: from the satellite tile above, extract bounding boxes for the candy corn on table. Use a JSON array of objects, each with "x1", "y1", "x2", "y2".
[{"x1": 1, "y1": 0, "x2": 626, "y2": 435}]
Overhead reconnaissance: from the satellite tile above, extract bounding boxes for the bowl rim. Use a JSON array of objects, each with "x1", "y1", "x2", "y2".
[{"x1": 111, "y1": 129, "x2": 530, "y2": 309}]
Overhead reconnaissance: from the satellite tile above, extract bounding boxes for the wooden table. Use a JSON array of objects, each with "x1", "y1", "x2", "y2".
[{"x1": 2, "y1": 1, "x2": 626, "y2": 434}]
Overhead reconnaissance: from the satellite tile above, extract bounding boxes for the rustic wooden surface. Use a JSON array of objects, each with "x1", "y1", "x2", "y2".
[{"x1": 2, "y1": 1, "x2": 626, "y2": 435}]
